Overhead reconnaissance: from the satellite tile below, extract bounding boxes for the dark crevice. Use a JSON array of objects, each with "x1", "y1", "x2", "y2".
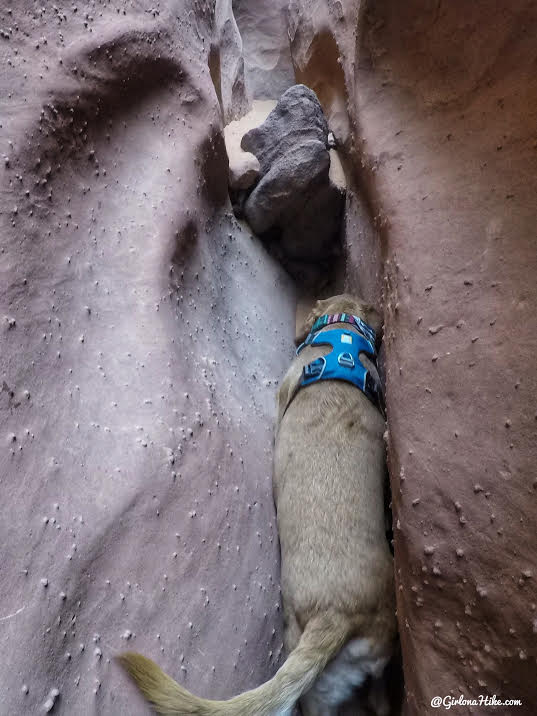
[{"x1": 208, "y1": 43, "x2": 225, "y2": 119}]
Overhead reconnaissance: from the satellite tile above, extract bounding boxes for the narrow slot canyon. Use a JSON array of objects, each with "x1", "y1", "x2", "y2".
[{"x1": 1, "y1": 2, "x2": 536, "y2": 715}]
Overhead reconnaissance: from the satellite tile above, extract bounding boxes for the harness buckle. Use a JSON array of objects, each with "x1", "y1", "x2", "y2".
[
  {"x1": 303, "y1": 356, "x2": 326, "y2": 381},
  {"x1": 287, "y1": 317, "x2": 384, "y2": 418},
  {"x1": 337, "y1": 352, "x2": 355, "y2": 369}
]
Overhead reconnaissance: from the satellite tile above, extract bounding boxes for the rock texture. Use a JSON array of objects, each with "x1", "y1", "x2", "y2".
[
  {"x1": 212, "y1": 0, "x2": 250, "y2": 123},
  {"x1": 242, "y1": 84, "x2": 345, "y2": 261},
  {"x1": 290, "y1": 1, "x2": 537, "y2": 714},
  {"x1": 232, "y1": 0, "x2": 295, "y2": 99},
  {"x1": 2, "y1": 1, "x2": 537, "y2": 715},
  {"x1": 0, "y1": 2, "x2": 293, "y2": 714}
]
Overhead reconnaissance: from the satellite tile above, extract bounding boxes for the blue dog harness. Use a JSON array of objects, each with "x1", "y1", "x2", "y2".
[{"x1": 295, "y1": 313, "x2": 384, "y2": 415}]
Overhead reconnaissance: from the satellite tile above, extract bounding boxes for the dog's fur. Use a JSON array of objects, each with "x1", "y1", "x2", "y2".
[{"x1": 118, "y1": 294, "x2": 397, "y2": 715}]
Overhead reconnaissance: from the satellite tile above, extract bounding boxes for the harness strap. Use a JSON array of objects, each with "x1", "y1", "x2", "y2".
[
  {"x1": 294, "y1": 315, "x2": 385, "y2": 417},
  {"x1": 296, "y1": 312, "x2": 376, "y2": 354}
]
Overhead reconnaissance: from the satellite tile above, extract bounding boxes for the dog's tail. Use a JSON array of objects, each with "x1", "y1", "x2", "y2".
[{"x1": 117, "y1": 611, "x2": 352, "y2": 715}]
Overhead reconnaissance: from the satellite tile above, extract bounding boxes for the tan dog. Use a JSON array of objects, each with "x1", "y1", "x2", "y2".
[{"x1": 118, "y1": 294, "x2": 397, "y2": 715}]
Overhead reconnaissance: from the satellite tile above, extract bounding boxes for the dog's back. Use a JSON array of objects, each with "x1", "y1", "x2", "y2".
[
  {"x1": 274, "y1": 373, "x2": 396, "y2": 714},
  {"x1": 275, "y1": 377, "x2": 393, "y2": 621}
]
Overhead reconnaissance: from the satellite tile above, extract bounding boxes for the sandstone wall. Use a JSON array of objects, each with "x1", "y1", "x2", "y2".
[
  {"x1": 289, "y1": 1, "x2": 537, "y2": 713},
  {"x1": 0, "y1": 2, "x2": 293, "y2": 713},
  {"x1": 1, "y1": 1, "x2": 536, "y2": 715}
]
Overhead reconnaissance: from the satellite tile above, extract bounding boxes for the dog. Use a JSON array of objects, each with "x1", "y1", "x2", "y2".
[{"x1": 118, "y1": 294, "x2": 397, "y2": 715}]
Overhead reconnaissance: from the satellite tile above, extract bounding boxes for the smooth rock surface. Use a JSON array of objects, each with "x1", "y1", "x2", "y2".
[
  {"x1": 232, "y1": 0, "x2": 295, "y2": 99},
  {"x1": 290, "y1": 1, "x2": 537, "y2": 713},
  {"x1": 212, "y1": 0, "x2": 250, "y2": 123},
  {"x1": 0, "y1": 2, "x2": 293, "y2": 714}
]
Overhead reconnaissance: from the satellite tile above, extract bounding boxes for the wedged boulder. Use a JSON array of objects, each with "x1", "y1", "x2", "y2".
[
  {"x1": 241, "y1": 85, "x2": 329, "y2": 172},
  {"x1": 241, "y1": 84, "x2": 345, "y2": 261},
  {"x1": 281, "y1": 180, "x2": 344, "y2": 260},
  {"x1": 242, "y1": 139, "x2": 330, "y2": 234}
]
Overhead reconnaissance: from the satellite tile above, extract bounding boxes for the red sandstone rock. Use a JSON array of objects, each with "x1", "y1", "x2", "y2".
[
  {"x1": 290, "y1": 1, "x2": 537, "y2": 714},
  {"x1": 2, "y1": 1, "x2": 536, "y2": 715}
]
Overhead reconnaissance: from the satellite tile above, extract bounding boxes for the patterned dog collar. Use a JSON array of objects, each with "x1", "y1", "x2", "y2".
[
  {"x1": 293, "y1": 313, "x2": 384, "y2": 417},
  {"x1": 298, "y1": 313, "x2": 377, "y2": 354}
]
